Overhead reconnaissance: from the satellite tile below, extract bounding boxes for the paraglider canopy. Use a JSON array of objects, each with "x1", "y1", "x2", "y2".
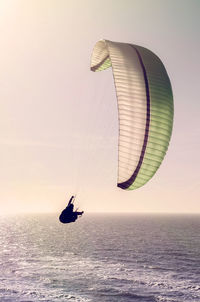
[{"x1": 91, "y1": 40, "x2": 173, "y2": 190}]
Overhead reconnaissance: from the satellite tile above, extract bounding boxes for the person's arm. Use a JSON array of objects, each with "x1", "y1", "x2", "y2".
[{"x1": 68, "y1": 195, "x2": 74, "y2": 206}]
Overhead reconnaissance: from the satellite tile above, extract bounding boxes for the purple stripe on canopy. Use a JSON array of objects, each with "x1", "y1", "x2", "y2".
[{"x1": 117, "y1": 45, "x2": 151, "y2": 190}]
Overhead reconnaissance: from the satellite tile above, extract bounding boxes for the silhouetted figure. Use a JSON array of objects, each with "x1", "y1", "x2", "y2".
[{"x1": 59, "y1": 196, "x2": 84, "y2": 224}]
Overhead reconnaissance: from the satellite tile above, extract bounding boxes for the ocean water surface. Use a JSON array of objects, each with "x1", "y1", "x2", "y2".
[{"x1": 0, "y1": 214, "x2": 200, "y2": 302}]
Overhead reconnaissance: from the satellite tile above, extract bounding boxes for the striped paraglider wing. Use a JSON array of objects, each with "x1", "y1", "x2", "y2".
[{"x1": 91, "y1": 40, "x2": 173, "y2": 190}]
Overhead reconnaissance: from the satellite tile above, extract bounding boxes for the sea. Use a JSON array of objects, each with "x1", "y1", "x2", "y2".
[{"x1": 0, "y1": 214, "x2": 200, "y2": 302}]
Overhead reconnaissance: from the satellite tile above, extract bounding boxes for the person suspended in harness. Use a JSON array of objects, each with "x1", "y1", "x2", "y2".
[{"x1": 59, "y1": 196, "x2": 84, "y2": 224}]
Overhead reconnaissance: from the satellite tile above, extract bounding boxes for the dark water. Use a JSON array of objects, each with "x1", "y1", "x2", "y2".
[{"x1": 0, "y1": 214, "x2": 200, "y2": 302}]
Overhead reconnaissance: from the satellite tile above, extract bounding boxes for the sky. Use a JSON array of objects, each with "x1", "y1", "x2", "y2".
[{"x1": 0, "y1": 0, "x2": 200, "y2": 214}]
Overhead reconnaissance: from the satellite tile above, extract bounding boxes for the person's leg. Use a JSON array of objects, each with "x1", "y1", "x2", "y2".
[{"x1": 76, "y1": 211, "x2": 84, "y2": 216}]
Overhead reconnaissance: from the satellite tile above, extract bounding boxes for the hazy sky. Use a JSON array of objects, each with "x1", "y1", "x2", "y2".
[{"x1": 0, "y1": 0, "x2": 200, "y2": 214}]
